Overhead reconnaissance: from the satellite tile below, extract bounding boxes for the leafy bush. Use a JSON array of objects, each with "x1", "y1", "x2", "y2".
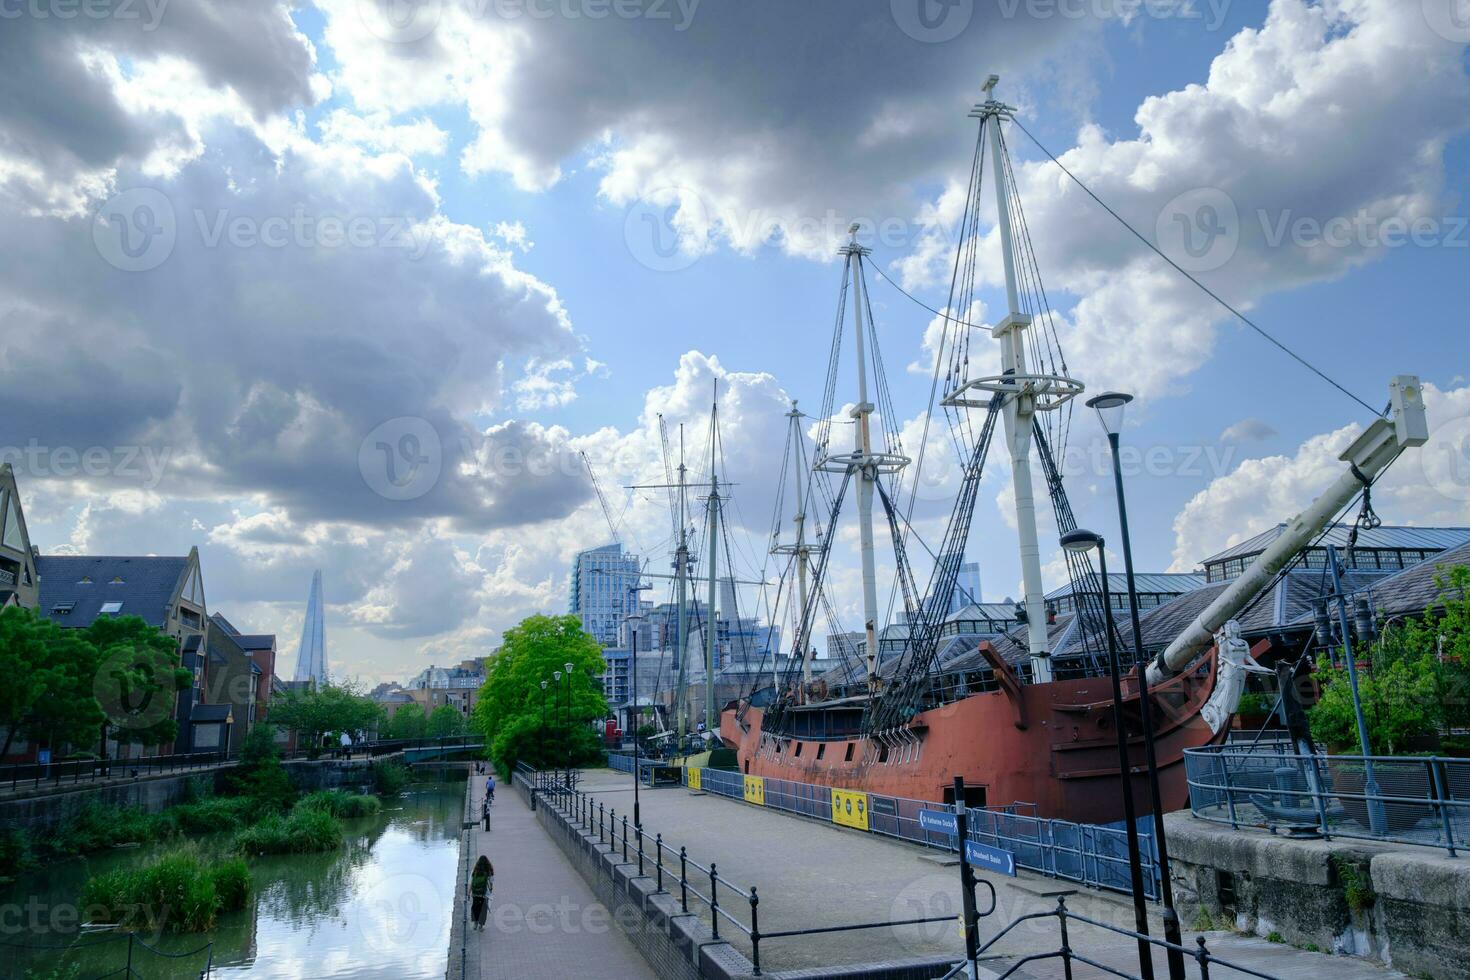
[
  {"x1": 295, "y1": 790, "x2": 381, "y2": 819},
  {"x1": 372, "y1": 758, "x2": 409, "y2": 797},
  {"x1": 1235, "y1": 691, "x2": 1276, "y2": 716},
  {"x1": 158, "y1": 796, "x2": 260, "y2": 836},
  {"x1": 81, "y1": 848, "x2": 249, "y2": 933},
  {"x1": 225, "y1": 725, "x2": 297, "y2": 811},
  {"x1": 232, "y1": 807, "x2": 342, "y2": 856},
  {"x1": 0, "y1": 827, "x2": 35, "y2": 879},
  {"x1": 52, "y1": 801, "x2": 159, "y2": 856},
  {"x1": 1311, "y1": 655, "x2": 1440, "y2": 755}
]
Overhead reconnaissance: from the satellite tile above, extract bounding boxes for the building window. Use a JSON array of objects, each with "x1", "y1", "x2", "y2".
[
  {"x1": 51, "y1": 601, "x2": 75, "y2": 616},
  {"x1": 99, "y1": 601, "x2": 123, "y2": 615}
]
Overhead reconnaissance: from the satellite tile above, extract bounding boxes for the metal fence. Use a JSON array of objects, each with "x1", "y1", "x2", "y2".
[
  {"x1": 515, "y1": 765, "x2": 968, "y2": 976},
  {"x1": 1185, "y1": 742, "x2": 1468, "y2": 855},
  {"x1": 606, "y1": 751, "x2": 634, "y2": 774},
  {"x1": 2, "y1": 930, "x2": 216, "y2": 979},
  {"x1": 0, "y1": 749, "x2": 229, "y2": 792},
  {"x1": 692, "y1": 768, "x2": 1160, "y2": 900}
]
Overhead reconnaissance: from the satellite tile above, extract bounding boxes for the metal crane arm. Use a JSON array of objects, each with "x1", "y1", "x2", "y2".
[{"x1": 1149, "y1": 376, "x2": 1428, "y2": 684}]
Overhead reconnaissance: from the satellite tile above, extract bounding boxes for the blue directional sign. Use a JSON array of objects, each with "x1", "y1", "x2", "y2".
[
  {"x1": 964, "y1": 839, "x2": 1017, "y2": 877},
  {"x1": 917, "y1": 808, "x2": 958, "y2": 835}
]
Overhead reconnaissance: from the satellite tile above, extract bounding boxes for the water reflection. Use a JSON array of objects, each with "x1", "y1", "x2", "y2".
[{"x1": 6, "y1": 785, "x2": 463, "y2": 979}]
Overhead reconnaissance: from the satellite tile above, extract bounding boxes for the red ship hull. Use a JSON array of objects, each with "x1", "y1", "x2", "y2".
[{"x1": 721, "y1": 643, "x2": 1228, "y2": 824}]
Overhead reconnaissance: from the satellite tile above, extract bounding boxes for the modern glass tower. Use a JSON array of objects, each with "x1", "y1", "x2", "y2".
[{"x1": 292, "y1": 570, "x2": 328, "y2": 686}]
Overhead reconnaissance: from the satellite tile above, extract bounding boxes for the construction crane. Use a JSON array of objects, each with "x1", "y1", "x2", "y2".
[{"x1": 579, "y1": 450, "x2": 621, "y2": 545}]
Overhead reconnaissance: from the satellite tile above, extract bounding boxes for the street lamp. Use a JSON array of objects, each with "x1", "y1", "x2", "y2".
[
  {"x1": 627, "y1": 610, "x2": 646, "y2": 828},
  {"x1": 539, "y1": 679, "x2": 549, "y2": 766},
  {"x1": 554, "y1": 670, "x2": 564, "y2": 786},
  {"x1": 564, "y1": 662, "x2": 575, "y2": 789},
  {"x1": 1086, "y1": 390, "x2": 1185, "y2": 980},
  {"x1": 1061, "y1": 528, "x2": 1155, "y2": 980}
]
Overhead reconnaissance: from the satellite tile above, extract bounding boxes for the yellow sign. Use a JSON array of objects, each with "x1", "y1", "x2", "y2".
[
  {"x1": 742, "y1": 775, "x2": 766, "y2": 806},
  {"x1": 686, "y1": 767, "x2": 702, "y2": 791},
  {"x1": 831, "y1": 788, "x2": 870, "y2": 831}
]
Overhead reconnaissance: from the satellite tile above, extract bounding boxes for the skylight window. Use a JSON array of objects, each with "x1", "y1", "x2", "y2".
[{"x1": 99, "y1": 601, "x2": 123, "y2": 614}]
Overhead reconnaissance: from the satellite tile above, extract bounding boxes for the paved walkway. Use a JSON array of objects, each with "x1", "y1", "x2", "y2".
[
  {"x1": 455, "y1": 770, "x2": 655, "y2": 980},
  {"x1": 573, "y1": 768, "x2": 1405, "y2": 978}
]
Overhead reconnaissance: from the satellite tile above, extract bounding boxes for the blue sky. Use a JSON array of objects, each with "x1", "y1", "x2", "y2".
[{"x1": 2, "y1": 0, "x2": 1467, "y2": 684}]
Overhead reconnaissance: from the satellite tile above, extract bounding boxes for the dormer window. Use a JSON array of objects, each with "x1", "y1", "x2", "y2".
[
  {"x1": 109, "y1": 576, "x2": 125, "y2": 585},
  {"x1": 51, "y1": 601, "x2": 75, "y2": 616},
  {"x1": 77, "y1": 576, "x2": 92, "y2": 584}
]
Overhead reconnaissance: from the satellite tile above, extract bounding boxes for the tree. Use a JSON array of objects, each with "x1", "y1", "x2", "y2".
[
  {"x1": 427, "y1": 703, "x2": 466, "y2": 738},
  {"x1": 1310, "y1": 655, "x2": 1440, "y2": 755},
  {"x1": 385, "y1": 702, "x2": 428, "y2": 740},
  {"x1": 86, "y1": 615, "x2": 189, "y2": 750},
  {"x1": 1395, "y1": 564, "x2": 1470, "y2": 731},
  {"x1": 469, "y1": 614, "x2": 608, "y2": 773},
  {"x1": 269, "y1": 683, "x2": 383, "y2": 758},
  {"x1": 0, "y1": 607, "x2": 106, "y2": 758}
]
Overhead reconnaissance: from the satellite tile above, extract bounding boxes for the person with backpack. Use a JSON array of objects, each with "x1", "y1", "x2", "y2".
[{"x1": 470, "y1": 855, "x2": 493, "y2": 931}]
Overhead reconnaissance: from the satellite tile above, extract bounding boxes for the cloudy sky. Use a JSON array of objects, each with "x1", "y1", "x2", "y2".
[{"x1": 4, "y1": 0, "x2": 1468, "y2": 686}]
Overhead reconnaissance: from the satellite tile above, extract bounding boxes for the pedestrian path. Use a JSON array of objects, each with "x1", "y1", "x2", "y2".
[{"x1": 458, "y1": 771, "x2": 655, "y2": 980}]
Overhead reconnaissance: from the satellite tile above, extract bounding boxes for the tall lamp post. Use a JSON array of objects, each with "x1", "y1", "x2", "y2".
[
  {"x1": 539, "y1": 679, "x2": 549, "y2": 767},
  {"x1": 564, "y1": 661, "x2": 576, "y2": 791},
  {"x1": 1061, "y1": 529, "x2": 1155, "y2": 980},
  {"x1": 627, "y1": 609, "x2": 645, "y2": 829},
  {"x1": 1086, "y1": 391, "x2": 1184, "y2": 980},
  {"x1": 553, "y1": 670, "x2": 564, "y2": 787}
]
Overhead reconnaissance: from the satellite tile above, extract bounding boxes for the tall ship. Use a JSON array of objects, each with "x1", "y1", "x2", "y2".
[{"x1": 715, "y1": 77, "x2": 1431, "y2": 823}]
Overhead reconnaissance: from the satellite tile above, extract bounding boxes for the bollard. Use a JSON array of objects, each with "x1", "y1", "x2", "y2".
[
  {"x1": 655, "y1": 834, "x2": 665, "y2": 893},
  {"x1": 680, "y1": 847, "x2": 689, "y2": 913},
  {"x1": 750, "y1": 886, "x2": 762, "y2": 976},
  {"x1": 709, "y1": 862, "x2": 720, "y2": 940}
]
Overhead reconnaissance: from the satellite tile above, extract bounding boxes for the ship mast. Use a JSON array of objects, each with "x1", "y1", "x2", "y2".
[
  {"x1": 770, "y1": 402, "x2": 815, "y2": 685},
  {"x1": 704, "y1": 382, "x2": 722, "y2": 732},
  {"x1": 673, "y1": 428, "x2": 692, "y2": 744}
]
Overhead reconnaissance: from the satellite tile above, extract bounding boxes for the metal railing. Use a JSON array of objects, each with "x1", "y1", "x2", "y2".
[
  {"x1": 2, "y1": 930, "x2": 216, "y2": 978},
  {"x1": 1185, "y1": 742, "x2": 1468, "y2": 855},
  {"x1": 0, "y1": 749, "x2": 229, "y2": 792},
  {"x1": 952, "y1": 895, "x2": 1284, "y2": 980},
  {"x1": 515, "y1": 765, "x2": 975, "y2": 976},
  {"x1": 692, "y1": 767, "x2": 1160, "y2": 900}
]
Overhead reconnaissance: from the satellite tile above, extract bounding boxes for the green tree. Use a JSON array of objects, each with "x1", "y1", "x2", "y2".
[
  {"x1": 427, "y1": 703, "x2": 466, "y2": 738},
  {"x1": 0, "y1": 606, "x2": 106, "y2": 758},
  {"x1": 385, "y1": 702, "x2": 428, "y2": 740},
  {"x1": 1394, "y1": 564, "x2": 1470, "y2": 730},
  {"x1": 469, "y1": 614, "x2": 608, "y2": 773},
  {"x1": 269, "y1": 684, "x2": 383, "y2": 758},
  {"x1": 87, "y1": 615, "x2": 190, "y2": 750},
  {"x1": 1310, "y1": 655, "x2": 1440, "y2": 755}
]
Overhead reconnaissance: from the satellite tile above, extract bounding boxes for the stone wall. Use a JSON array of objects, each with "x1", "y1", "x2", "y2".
[
  {"x1": 1165, "y1": 811, "x2": 1470, "y2": 979},
  {"x1": 0, "y1": 769, "x2": 221, "y2": 835}
]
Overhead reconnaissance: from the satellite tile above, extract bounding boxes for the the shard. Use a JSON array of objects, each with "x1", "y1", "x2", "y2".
[{"x1": 292, "y1": 570, "x2": 328, "y2": 685}]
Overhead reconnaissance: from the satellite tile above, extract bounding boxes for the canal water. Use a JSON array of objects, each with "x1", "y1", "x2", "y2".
[{"x1": 7, "y1": 784, "x2": 464, "y2": 979}]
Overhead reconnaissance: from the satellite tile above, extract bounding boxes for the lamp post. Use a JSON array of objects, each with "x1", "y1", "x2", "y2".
[
  {"x1": 564, "y1": 661, "x2": 576, "y2": 790},
  {"x1": 1061, "y1": 529, "x2": 1155, "y2": 980},
  {"x1": 627, "y1": 610, "x2": 646, "y2": 828},
  {"x1": 553, "y1": 670, "x2": 564, "y2": 787},
  {"x1": 1086, "y1": 391, "x2": 1184, "y2": 980},
  {"x1": 539, "y1": 679, "x2": 549, "y2": 766}
]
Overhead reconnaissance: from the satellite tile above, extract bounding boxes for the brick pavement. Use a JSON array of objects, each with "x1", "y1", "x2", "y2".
[{"x1": 455, "y1": 770, "x2": 656, "y2": 980}]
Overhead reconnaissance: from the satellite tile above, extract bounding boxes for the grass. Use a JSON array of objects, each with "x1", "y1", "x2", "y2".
[
  {"x1": 1266, "y1": 931, "x2": 1285, "y2": 944},
  {"x1": 80, "y1": 847, "x2": 252, "y2": 933},
  {"x1": 1331, "y1": 855, "x2": 1376, "y2": 915},
  {"x1": 295, "y1": 790, "x2": 382, "y2": 818},
  {"x1": 232, "y1": 807, "x2": 343, "y2": 856},
  {"x1": 372, "y1": 758, "x2": 410, "y2": 796}
]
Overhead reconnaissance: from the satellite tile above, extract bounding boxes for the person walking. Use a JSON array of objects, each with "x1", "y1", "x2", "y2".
[
  {"x1": 470, "y1": 855, "x2": 493, "y2": 931},
  {"x1": 485, "y1": 771, "x2": 495, "y2": 805}
]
